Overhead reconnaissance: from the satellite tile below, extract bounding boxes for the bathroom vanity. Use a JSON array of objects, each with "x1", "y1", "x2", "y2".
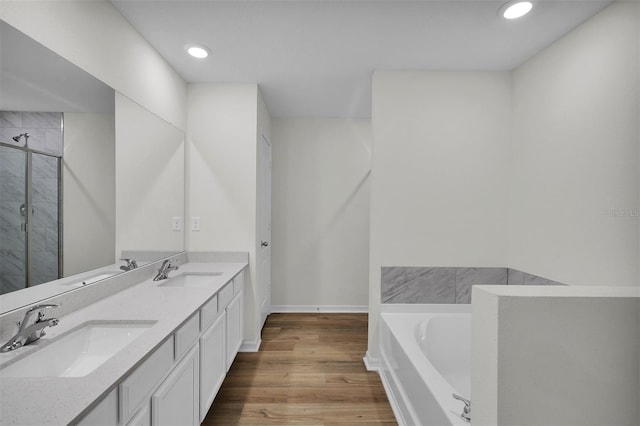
[{"x1": 0, "y1": 253, "x2": 247, "y2": 425}]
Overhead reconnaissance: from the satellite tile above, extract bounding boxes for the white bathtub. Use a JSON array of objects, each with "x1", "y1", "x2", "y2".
[{"x1": 379, "y1": 305, "x2": 471, "y2": 426}]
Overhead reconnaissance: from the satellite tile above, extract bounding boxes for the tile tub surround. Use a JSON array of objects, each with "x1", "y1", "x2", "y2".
[
  {"x1": 381, "y1": 267, "x2": 565, "y2": 304},
  {"x1": 0, "y1": 256, "x2": 248, "y2": 425}
]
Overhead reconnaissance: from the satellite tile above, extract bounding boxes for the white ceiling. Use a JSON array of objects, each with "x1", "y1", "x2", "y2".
[{"x1": 111, "y1": 0, "x2": 613, "y2": 118}]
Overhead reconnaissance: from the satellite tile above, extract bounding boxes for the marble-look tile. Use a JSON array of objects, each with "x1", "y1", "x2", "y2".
[
  {"x1": 0, "y1": 177, "x2": 27, "y2": 202},
  {"x1": 32, "y1": 250, "x2": 58, "y2": 276},
  {"x1": 382, "y1": 267, "x2": 456, "y2": 303},
  {"x1": 507, "y1": 268, "x2": 525, "y2": 285},
  {"x1": 0, "y1": 221, "x2": 26, "y2": 251},
  {"x1": 32, "y1": 177, "x2": 59, "y2": 203},
  {"x1": 45, "y1": 129, "x2": 63, "y2": 156},
  {"x1": 455, "y1": 267, "x2": 507, "y2": 303},
  {"x1": 0, "y1": 111, "x2": 23, "y2": 128},
  {"x1": 22, "y1": 112, "x2": 62, "y2": 129},
  {"x1": 0, "y1": 202, "x2": 25, "y2": 229},
  {"x1": 0, "y1": 127, "x2": 26, "y2": 147},
  {"x1": 0, "y1": 274, "x2": 25, "y2": 294},
  {"x1": 32, "y1": 201, "x2": 58, "y2": 228},
  {"x1": 22, "y1": 129, "x2": 46, "y2": 152},
  {"x1": 456, "y1": 267, "x2": 507, "y2": 285},
  {"x1": 0, "y1": 250, "x2": 26, "y2": 275},
  {"x1": 382, "y1": 266, "x2": 434, "y2": 287},
  {"x1": 0, "y1": 149, "x2": 26, "y2": 177},
  {"x1": 46, "y1": 227, "x2": 60, "y2": 252},
  {"x1": 32, "y1": 154, "x2": 59, "y2": 178},
  {"x1": 32, "y1": 275, "x2": 58, "y2": 286},
  {"x1": 31, "y1": 226, "x2": 59, "y2": 253},
  {"x1": 31, "y1": 227, "x2": 48, "y2": 253},
  {"x1": 522, "y1": 272, "x2": 565, "y2": 286}
]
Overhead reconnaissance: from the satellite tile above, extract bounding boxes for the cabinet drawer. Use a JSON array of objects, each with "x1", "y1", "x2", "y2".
[
  {"x1": 200, "y1": 294, "x2": 218, "y2": 330},
  {"x1": 119, "y1": 337, "x2": 174, "y2": 423},
  {"x1": 175, "y1": 312, "x2": 200, "y2": 361},
  {"x1": 218, "y1": 282, "x2": 234, "y2": 309},
  {"x1": 233, "y1": 272, "x2": 244, "y2": 295}
]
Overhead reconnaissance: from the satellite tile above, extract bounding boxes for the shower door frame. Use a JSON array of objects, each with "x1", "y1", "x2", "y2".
[{"x1": 0, "y1": 141, "x2": 63, "y2": 289}]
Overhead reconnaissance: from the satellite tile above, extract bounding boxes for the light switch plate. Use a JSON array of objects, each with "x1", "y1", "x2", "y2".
[
  {"x1": 172, "y1": 217, "x2": 182, "y2": 231},
  {"x1": 191, "y1": 217, "x2": 201, "y2": 231}
]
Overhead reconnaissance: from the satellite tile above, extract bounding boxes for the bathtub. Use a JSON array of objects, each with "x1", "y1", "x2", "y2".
[{"x1": 379, "y1": 305, "x2": 471, "y2": 426}]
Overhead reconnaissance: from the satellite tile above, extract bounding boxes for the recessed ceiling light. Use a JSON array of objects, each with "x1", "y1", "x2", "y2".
[
  {"x1": 186, "y1": 45, "x2": 209, "y2": 59},
  {"x1": 499, "y1": 1, "x2": 533, "y2": 20}
]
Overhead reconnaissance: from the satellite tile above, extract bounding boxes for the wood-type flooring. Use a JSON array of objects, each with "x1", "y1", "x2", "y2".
[{"x1": 202, "y1": 313, "x2": 397, "y2": 425}]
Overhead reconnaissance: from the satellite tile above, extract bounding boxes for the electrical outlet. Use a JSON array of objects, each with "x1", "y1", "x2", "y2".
[
  {"x1": 191, "y1": 216, "x2": 201, "y2": 231},
  {"x1": 172, "y1": 217, "x2": 182, "y2": 231}
]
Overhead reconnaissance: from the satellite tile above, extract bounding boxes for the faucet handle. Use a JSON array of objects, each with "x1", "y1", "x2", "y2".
[
  {"x1": 452, "y1": 394, "x2": 471, "y2": 423},
  {"x1": 28, "y1": 303, "x2": 60, "y2": 313},
  {"x1": 21, "y1": 304, "x2": 60, "y2": 326}
]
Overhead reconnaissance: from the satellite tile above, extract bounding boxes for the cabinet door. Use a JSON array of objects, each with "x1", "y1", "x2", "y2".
[
  {"x1": 226, "y1": 291, "x2": 243, "y2": 371},
  {"x1": 127, "y1": 403, "x2": 150, "y2": 426},
  {"x1": 199, "y1": 313, "x2": 226, "y2": 422},
  {"x1": 151, "y1": 345, "x2": 199, "y2": 426}
]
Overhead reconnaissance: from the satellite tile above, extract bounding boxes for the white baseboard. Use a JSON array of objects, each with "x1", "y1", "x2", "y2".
[
  {"x1": 363, "y1": 351, "x2": 380, "y2": 371},
  {"x1": 239, "y1": 337, "x2": 261, "y2": 352},
  {"x1": 270, "y1": 305, "x2": 368, "y2": 313}
]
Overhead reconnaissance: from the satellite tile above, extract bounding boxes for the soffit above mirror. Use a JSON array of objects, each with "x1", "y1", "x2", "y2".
[{"x1": 0, "y1": 20, "x2": 114, "y2": 113}]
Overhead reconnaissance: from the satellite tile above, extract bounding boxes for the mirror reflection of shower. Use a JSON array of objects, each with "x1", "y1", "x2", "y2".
[
  {"x1": 12, "y1": 133, "x2": 29, "y2": 144},
  {"x1": 1, "y1": 112, "x2": 63, "y2": 295}
]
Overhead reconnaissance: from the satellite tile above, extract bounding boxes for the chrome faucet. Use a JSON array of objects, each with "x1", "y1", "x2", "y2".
[
  {"x1": 1, "y1": 304, "x2": 60, "y2": 352},
  {"x1": 453, "y1": 394, "x2": 471, "y2": 423},
  {"x1": 120, "y1": 258, "x2": 138, "y2": 271},
  {"x1": 153, "y1": 259, "x2": 179, "y2": 281}
]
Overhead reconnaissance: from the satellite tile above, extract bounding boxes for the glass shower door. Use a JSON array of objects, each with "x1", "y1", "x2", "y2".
[
  {"x1": 0, "y1": 144, "x2": 28, "y2": 294},
  {"x1": 31, "y1": 152, "x2": 61, "y2": 285}
]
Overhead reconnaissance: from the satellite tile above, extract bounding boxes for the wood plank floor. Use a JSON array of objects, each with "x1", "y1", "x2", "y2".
[{"x1": 202, "y1": 313, "x2": 397, "y2": 425}]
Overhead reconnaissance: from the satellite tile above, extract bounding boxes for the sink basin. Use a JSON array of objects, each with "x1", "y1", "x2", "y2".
[
  {"x1": 0, "y1": 321, "x2": 154, "y2": 378},
  {"x1": 158, "y1": 272, "x2": 223, "y2": 288}
]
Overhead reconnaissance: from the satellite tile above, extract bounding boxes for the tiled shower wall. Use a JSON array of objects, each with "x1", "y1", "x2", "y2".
[
  {"x1": 381, "y1": 266, "x2": 565, "y2": 304},
  {"x1": 0, "y1": 112, "x2": 63, "y2": 156},
  {"x1": 0, "y1": 112, "x2": 63, "y2": 294}
]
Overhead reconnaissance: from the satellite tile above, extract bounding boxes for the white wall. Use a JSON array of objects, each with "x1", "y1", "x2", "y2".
[
  {"x1": 0, "y1": 0, "x2": 186, "y2": 130},
  {"x1": 115, "y1": 93, "x2": 185, "y2": 256},
  {"x1": 187, "y1": 84, "x2": 258, "y2": 253},
  {"x1": 63, "y1": 112, "x2": 116, "y2": 275},
  {"x1": 271, "y1": 118, "x2": 371, "y2": 309},
  {"x1": 368, "y1": 71, "x2": 512, "y2": 359},
  {"x1": 472, "y1": 285, "x2": 639, "y2": 426},
  {"x1": 187, "y1": 83, "x2": 269, "y2": 347},
  {"x1": 509, "y1": 0, "x2": 639, "y2": 287}
]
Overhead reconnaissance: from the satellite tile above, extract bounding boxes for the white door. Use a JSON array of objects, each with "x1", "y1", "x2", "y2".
[{"x1": 258, "y1": 134, "x2": 272, "y2": 329}]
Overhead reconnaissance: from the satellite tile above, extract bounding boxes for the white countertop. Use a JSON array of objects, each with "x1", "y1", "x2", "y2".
[{"x1": 0, "y1": 261, "x2": 247, "y2": 425}]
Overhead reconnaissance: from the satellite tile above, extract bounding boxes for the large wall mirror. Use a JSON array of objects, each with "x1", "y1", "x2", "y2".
[{"x1": 0, "y1": 20, "x2": 185, "y2": 313}]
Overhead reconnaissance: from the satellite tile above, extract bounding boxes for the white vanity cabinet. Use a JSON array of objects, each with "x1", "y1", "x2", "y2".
[
  {"x1": 199, "y1": 313, "x2": 226, "y2": 422},
  {"x1": 77, "y1": 388, "x2": 119, "y2": 426},
  {"x1": 151, "y1": 345, "x2": 199, "y2": 426},
  {"x1": 76, "y1": 268, "x2": 246, "y2": 426},
  {"x1": 226, "y1": 291, "x2": 243, "y2": 371}
]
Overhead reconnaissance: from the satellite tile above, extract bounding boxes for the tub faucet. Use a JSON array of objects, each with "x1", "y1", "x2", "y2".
[
  {"x1": 0, "y1": 304, "x2": 60, "y2": 352},
  {"x1": 120, "y1": 258, "x2": 138, "y2": 271},
  {"x1": 153, "y1": 259, "x2": 179, "y2": 281},
  {"x1": 452, "y1": 394, "x2": 471, "y2": 423}
]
